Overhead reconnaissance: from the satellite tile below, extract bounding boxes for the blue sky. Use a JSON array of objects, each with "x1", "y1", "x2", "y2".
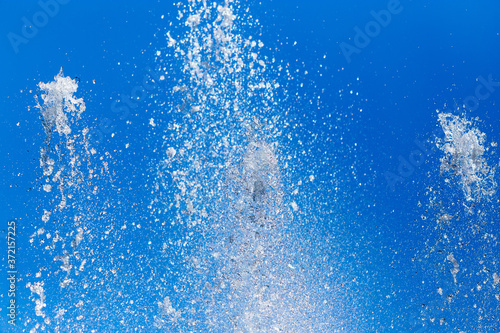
[{"x1": 1, "y1": 0, "x2": 500, "y2": 332}]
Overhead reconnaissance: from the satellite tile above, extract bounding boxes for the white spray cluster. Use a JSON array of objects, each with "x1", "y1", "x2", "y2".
[
  {"x1": 36, "y1": 68, "x2": 85, "y2": 136},
  {"x1": 437, "y1": 112, "x2": 497, "y2": 202}
]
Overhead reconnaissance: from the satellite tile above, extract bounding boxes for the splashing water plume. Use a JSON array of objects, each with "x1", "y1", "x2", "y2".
[
  {"x1": 24, "y1": 1, "x2": 340, "y2": 331},
  {"x1": 148, "y1": 0, "x2": 333, "y2": 331},
  {"x1": 437, "y1": 112, "x2": 497, "y2": 202}
]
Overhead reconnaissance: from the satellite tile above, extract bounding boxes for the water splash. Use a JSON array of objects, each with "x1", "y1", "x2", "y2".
[
  {"x1": 27, "y1": 69, "x2": 111, "y2": 331},
  {"x1": 149, "y1": 1, "x2": 332, "y2": 331},
  {"x1": 35, "y1": 68, "x2": 104, "y2": 212},
  {"x1": 25, "y1": 1, "x2": 338, "y2": 331},
  {"x1": 208, "y1": 141, "x2": 321, "y2": 332},
  {"x1": 436, "y1": 112, "x2": 497, "y2": 202},
  {"x1": 36, "y1": 68, "x2": 85, "y2": 138}
]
